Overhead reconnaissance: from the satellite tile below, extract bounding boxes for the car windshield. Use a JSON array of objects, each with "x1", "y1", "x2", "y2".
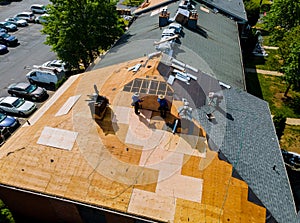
[
  {"x1": 25, "y1": 84, "x2": 37, "y2": 93},
  {"x1": 12, "y1": 98, "x2": 24, "y2": 108},
  {"x1": 0, "y1": 113, "x2": 6, "y2": 122}
]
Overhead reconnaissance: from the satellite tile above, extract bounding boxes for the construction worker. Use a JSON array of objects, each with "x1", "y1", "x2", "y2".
[
  {"x1": 157, "y1": 94, "x2": 168, "y2": 118},
  {"x1": 131, "y1": 92, "x2": 143, "y2": 115}
]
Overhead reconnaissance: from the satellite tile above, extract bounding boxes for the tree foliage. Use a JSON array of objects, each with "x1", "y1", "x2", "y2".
[
  {"x1": 42, "y1": 0, "x2": 124, "y2": 70},
  {"x1": 262, "y1": 0, "x2": 300, "y2": 95},
  {"x1": 263, "y1": 0, "x2": 300, "y2": 44},
  {"x1": 282, "y1": 40, "x2": 300, "y2": 96},
  {"x1": 244, "y1": 0, "x2": 260, "y2": 27},
  {"x1": 0, "y1": 200, "x2": 15, "y2": 223}
]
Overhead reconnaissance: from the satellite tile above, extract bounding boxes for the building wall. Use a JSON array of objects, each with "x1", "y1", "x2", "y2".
[
  {"x1": 0, "y1": 186, "x2": 144, "y2": 223},
  {"x1": 0, "y1": 186, "x2": 84, "y2": 223}
]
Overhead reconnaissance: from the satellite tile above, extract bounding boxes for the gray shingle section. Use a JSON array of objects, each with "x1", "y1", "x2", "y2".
[
  {"x1": 200, "y1": 0, "x2": 247, "y2": 22},
  {"x1": 93, "y1": 1, "x2": 245, "y2": 89},
  {"x1": 195, "y1": 88, "x2": 298, "y2": 223}
]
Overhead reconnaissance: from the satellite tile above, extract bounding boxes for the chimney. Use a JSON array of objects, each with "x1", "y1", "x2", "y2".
[
  {"x1": 159, "y1": 9, "x2": 170, "y2": 27},
  {"x1": 188, "y1": 10, "x2": 198, "y2": 29}
]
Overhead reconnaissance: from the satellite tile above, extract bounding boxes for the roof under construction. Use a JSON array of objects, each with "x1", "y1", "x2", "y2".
[
  {"x1": 0, "y1": 0, "x2": 297, "y2": 222},
  {"x1": 0, "y1": 56, "x2": 267, "y2": 222}
]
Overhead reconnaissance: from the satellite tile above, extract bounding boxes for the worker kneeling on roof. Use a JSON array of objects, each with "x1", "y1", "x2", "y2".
[{"x1": 157, "y1": 94, "x2": 168, "y2": 118}]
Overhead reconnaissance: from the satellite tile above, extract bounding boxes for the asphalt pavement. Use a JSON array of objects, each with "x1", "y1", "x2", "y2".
[{"x1": 0, "y1": 0, "x2": 56, "y2": 97}]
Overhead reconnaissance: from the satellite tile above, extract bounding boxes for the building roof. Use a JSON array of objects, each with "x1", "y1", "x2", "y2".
[
  {"x1": 0, "y1": 1, "x2": 297, "y2": 222},
  {"x1": 200, "y1": 0, "x2": 248, "y2": 22},
  {"x1": 94, "y1": 1, "x2": 246, "y2": 89},
  {"x1": 0, "y1": 57, "x2": 268, "y2": 222}
]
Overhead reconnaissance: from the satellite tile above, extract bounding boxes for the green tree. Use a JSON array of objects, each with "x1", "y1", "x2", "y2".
[
  {"x1": 263, "y1": 0, "x2": 300, "y2": 44},
  {"x1": 244, "y1": 0, "x2": 260, "y2": 27},
  {"x1": 282, "y1": 41, "x2": 300, "y2": 96},
  {"x1": 0, "y1": 200, "x2": 15, "y2": 223},
  {"x1": 263, "y1": 0, "x2": 300, "y2": 96},
  {"x1": 42, "y1": 0, "x2": 124, "y2": 70}
]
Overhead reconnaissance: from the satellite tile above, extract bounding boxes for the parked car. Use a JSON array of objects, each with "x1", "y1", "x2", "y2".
[
  {"x1": 26, "y1": 66, "x2": 66, "y2": 88},
  {"x1": 0, "y1": 22, "x2": 17, "y2": 32},
  {"x1": 0, "y1": 28, "x2": 7, "y2": 33},
  {"x1": 42, "y1": 60, "x2": 70, "y2": 72},
  {"x1": 30, "y1": 4, "x2": 47, "y2": 14},
  {"x1": 5, "y1": 17, "x2": 28, "y2": 27},
  {"x1": 8, "y1": 82, "x2": 48, "y2": 101},
  {"x1": 0, "y1": 127, "x2": 10, "y2": 144},
  {"x1": 0, "y1": 44, "x2": 8, "y2": 54},
  {"x1": 0, "y1": 96, "x2": 36, "y2": 116},
  {"x1": 0, "y1": 32, "x2": 18, "y2": 46},
  {"x1": 14, "y1": 12, "x2": 36, "y2": 23},
  {"x1": 35, "y1": 13, "x2": 49, "y2": 24},
  {"x1": 0, "y1": 112, "x2": 19, "y2": 131}
]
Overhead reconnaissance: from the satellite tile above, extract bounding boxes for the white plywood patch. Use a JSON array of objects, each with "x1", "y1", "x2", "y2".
[
  {"x1": 111, "y1": 106, "x2": 131, "y2": 124},
  {"x1": 128, "y1": 188, "x2": 176, "y2": 222},
  {"x1": 156, "y1": 174, "x2": 203, "y2": 203},
  {"x1": 140, "y1": 140, "x2": 184, "y2": 181},
  {"x1": 37, "y1": 126, "x2": 78, "y2": 150},
  {"x1": 55, "y1": 95, "x2": 81, "y2": 116}
]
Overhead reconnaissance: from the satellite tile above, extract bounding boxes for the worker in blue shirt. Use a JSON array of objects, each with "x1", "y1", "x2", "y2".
[
  {"x1": 132, "y1": 92, "x2": 143, "y2": 115},
  {"x1": 157, "y1": 94, "x2": 168, "y2": 118}
]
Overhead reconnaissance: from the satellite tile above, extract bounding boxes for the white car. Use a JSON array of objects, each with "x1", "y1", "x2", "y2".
[
  {"x1": 42, "y1": 60, "x2": 70, "y2": 72},
  {"x1": 30, "y1": 4, "x2": 47, "y2": 14},
  {"x1": 26, "y1": 66, "x2": 66, "y2": 88},
  {"x1": 35, "y1": 13, "x2": 49, "y2": 24},
  {"x1": 5, "y1": 17, "x2": 28, "y2": 27},
  {"x1": 14, "y1": 12, "x2": 36, "y2": 23},
  {"x1": 0, "y1": 96, "x2": 36, "y2": 116}
]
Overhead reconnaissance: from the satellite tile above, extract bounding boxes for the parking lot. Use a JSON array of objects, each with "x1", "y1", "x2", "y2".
[
  {"x1": 0, "y1": 0, "x2": 55, "y2": 97},
  {"x1": 0, "y1": 0, "x2": 57, "y2": 143}
]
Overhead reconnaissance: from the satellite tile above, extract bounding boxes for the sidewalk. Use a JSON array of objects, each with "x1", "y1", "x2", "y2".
[
  {"x1": 263, "y1": 46, "x2": 279, "y2": 50},
  {"x1": 286, "y1": 118, "x2": 300, "y2": 126},
  {"x1": 245, "y1": 68, "x2": 283, "y2": 76}
]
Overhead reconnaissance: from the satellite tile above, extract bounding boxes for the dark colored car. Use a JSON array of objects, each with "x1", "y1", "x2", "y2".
[
  {"x1": 0, "y1": 112, "x2": 19, "y2": 131},
  {"x1": 0, "y1": 22, "x2": 18, "y2": 32},
  {"x1": 0, "y1": 44, "x2": 8, "y2": 54},
  {"x1": 8, "y1": 82, "x2": 48, "y2": 101},
  {"x1": 0, "y1": 113, "x2": 19, "y2": 144},
  {"x1": 0, "y1": 28, "x2": 7, "y2": 33},
  {"x1": 0, "y1": 32, "x2": 18, "y2": 46}
]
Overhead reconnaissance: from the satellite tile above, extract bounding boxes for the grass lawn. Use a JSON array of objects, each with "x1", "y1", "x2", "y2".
[
  {"x1": 280, "y1": 125, "x2": 300, "y2": 153},
  {"x1": 244, "y1": 49, "x2": 282, "y2": 71},
  {"x1": 246, "y1": 73, "x2": 300, "y2": 118}
]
